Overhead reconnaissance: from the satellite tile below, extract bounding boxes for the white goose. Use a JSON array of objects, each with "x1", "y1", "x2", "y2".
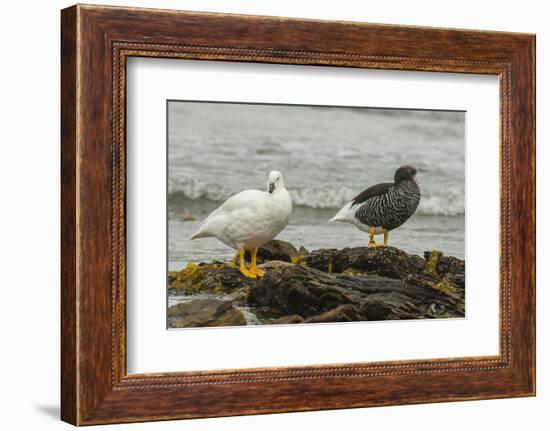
[{"x1": 191, "y1": 171, "x2": 292, "y2": 278}]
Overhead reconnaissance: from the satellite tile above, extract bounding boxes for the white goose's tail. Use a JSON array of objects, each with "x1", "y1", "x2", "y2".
[{"x1": 329, "y1": 202, "x2": 355, "y2": 223}]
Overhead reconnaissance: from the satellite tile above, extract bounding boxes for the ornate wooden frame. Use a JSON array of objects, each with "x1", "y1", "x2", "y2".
[{"x1": 61, "y1": 4, "x2": 535, "y2": 425}]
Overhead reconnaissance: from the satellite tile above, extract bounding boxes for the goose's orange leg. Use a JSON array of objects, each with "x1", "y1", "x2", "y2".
[
  {"x1": 368, "y1": 226, "x2": 379, "y2": 247},
  {"x1": 238, "y1": 249, "x2": 256, "y2": 278},
  {"x1": 250, "y1": 248, "x2": 265, "y2": 277}
]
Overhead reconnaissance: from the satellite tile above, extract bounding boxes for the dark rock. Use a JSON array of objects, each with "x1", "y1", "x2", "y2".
[
  {"x1": 305, "y1": 304, "x2": 360, "y2": 323},
  {"x1": 170, "y1": 245, "x2": 465, "y2": 324},
  {"x1": 298, "y1": 246, "x2": 310, "y2": 256},
  {"x1": 359, "y1": 293, "x2": 425, "y2": 320},
  {"x1": 446, "y1": 273, "x2": 465, "y2": 290},
  {"x1": 248, "y1": 265, "x2": 357, "y2": 317},
  {"x1": 168, "y1": 298, "x2": 246, "y2": 328},
  {"x1": 248, "y1": 264, "x2": 464, "y2": 320},
  {"x1": 223, "y1": 287, "x2": 249, "y2": 306},
  {"x1": 270, "y1": 314, "x2": 304, "y2": 325},
  {"x1": 359, "y1": 296, "x2": 395, "y2": 320},
  {"x1": 199, "y1": 266, "x2": 256, "y2": 293},
  {"x1": 252, "y1": 239, "x2": 301, "y2": 263},
  {"x1": 438, "y1": 256, "x2": 465, "y2": 283},
  {"x1": 306, "y1": 246, "x2": 426, "y2": 279}
]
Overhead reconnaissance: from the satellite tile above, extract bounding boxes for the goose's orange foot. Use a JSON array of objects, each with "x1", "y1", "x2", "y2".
[
  {"x1": 238, "y1": 249, "x2": 256, "y2": 278},
  {"x1": 252, "y1": 267, "x2": 266, "y2": 277},
  {"x1": 239, "y1": 266, "x2": 257, "y2": 278}
]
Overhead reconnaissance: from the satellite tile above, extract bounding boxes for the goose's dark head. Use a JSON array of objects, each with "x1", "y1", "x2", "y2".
[{"x1": 394, "y1": 165, "x2": 417, "y2": 183}]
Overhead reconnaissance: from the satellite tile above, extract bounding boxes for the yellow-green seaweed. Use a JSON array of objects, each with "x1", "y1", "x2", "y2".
[
  {"x1": 426, "y1": 250, "x2": 443, "y2": 278},
  {"x1": 169, "y1": 262, "x2": 204, "y2": 292},
  {"x1": 291, "y1": 255, "x2": 308, "y2": 267},
  {"x1": 433, "y1": 279, "x2": 457, "y2": 295}
]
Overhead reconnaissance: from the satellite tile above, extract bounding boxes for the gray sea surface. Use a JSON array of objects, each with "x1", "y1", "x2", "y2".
[{"x1": 168, "y1": 101, "x2": 465, "y2": 272}]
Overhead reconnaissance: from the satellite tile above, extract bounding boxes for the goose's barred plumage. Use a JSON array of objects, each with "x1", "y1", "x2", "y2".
[
  {"x1": 329, "y1": 165, "x2": 421, "y2": 246},
  {"x1": 354, "y1": 179, "x2": 420, "y2": 231}
]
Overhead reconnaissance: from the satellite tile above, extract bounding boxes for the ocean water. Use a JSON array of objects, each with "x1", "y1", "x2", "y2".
[{"x1": 168, "y1": 101, "x2": 465, "y2": 272}]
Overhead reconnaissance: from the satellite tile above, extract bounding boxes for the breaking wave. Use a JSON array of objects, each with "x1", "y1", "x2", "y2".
[
  {"x1": 417, "y1": 188, "x2": 464, "y2": 216},
  {"x1": 168, "y1": 177, "x2": 464, "y2": 216}
]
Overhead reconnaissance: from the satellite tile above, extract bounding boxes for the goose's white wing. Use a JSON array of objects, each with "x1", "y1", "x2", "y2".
[
  {"x1": 190, "y1": 189, "x2": 267, "y2": 240},
  {"x1": 204, "y1": 189, "x2": 266, "y2": 221}
]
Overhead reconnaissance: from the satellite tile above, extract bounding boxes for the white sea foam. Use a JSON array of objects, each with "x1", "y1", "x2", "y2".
[
  {"x1": 417, "y1": 187, "x2": 464, "y2": 216},
  {"x1": 168, "y1": 177, "x2": 465, "y2": 216},
  {"x1": 168, "y1": 177, "x2": 233, "y2": 202}
]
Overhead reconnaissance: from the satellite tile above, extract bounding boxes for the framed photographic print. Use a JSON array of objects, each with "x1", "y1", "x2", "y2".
[{"x1": 61, "y1": 4, "x2": 535, "y2": 425}]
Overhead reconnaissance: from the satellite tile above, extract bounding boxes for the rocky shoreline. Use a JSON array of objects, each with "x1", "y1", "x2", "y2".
[{"x1": 168, "y1": 240, "x2": 465, "y2": 328}]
